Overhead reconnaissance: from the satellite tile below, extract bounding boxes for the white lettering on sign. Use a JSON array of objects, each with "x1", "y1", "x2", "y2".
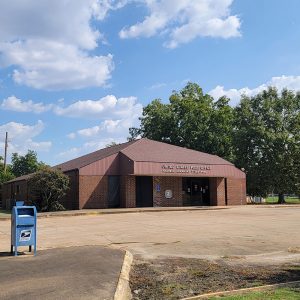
[{"x1": 161, "y1": 164, "x2": 211, "y2": 174}]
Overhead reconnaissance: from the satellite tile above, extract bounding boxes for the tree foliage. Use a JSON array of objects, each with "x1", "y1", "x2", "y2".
[
  {"x1": 11, "y1": 150, "x2": 46, "y2": 177},
  {"x1": 130, "y1": 83, "x2": 300, "y2": 202},
  {"x1": 234, "y1": 87, "x2": 300, "y2": 201},
  {"x1": 28, "y1": 167, "x2": 69, "y2": 212},
  {"x1": 130, "y1": 82, "x2": 235, "y2": 161},
  {"x1": 0, "y1": 156, "x2": 15, "y2": 184}
]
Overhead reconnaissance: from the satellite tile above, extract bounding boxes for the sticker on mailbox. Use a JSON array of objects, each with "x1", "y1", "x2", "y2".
[{"x1": 20, "y1": 230, "x2": 32, "y2": 242}]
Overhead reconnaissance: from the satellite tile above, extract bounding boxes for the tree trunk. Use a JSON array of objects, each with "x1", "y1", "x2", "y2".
[{"x1": 278, "y1": 193, "x2": 285, "y2": 204}]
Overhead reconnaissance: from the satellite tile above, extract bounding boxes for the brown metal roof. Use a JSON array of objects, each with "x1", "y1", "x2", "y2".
[
  {"x1": 6, "y1": 138, "x2": 235, "y2": 183},
  {"x1": 6, "y1": 173, "x2": 32, "y2": 183},
  {"x1": 121, "y1": 138, "x2": 233, "y2": 165},
  {"x1": 53, "y1": 139, "x2": 137, "y2": 172}
]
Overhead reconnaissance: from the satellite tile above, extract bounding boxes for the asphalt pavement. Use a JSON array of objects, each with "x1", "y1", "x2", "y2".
[{"x1": 0, "y1": 246, "x2": 124, "y2": 300}]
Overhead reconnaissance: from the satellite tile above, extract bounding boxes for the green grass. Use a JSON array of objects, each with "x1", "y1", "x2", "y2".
[
  {"x1": 211, "y1": 287, "x2": 300, "y2": 299},
  {"x1": 266, "y1": 196, "x2": 300, "y2": 204}
]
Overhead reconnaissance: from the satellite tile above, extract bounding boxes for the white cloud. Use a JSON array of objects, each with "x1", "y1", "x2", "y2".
[
  {"x1": 0, "y1": 120, "x2": 52, "y2": 160},
  {"x1": 55, "y1": 95, "x2": 117, "y2": 118},
  {"x1": 61, "y1": 94, "x2": 142, "y2": 160},
  {"x1": 119, "y1": 0, "x2": 241, "y2": 48},
  {"x1": 57, "y1": 137, "x2": 125, "y2": 162},
  {"x1": 1, "y1": 95, "x2": 52, "y2": 113},
  {"x1": 76, "y1": 118, "x2": 129, "y2": 138},
  {"x1": 92, "y1": 0, "x2": 130, "y2": 20},
  {"x1": 55, "y1": 95, "x2": 142, "y2": 119},
  {"x1": 209, "y1": 75, "x2": 300, "y2": 106},
  {"x1": 0, "y1": 39, "x2": 114, "y2": 91},
  {"x1": 149, "y1": 82, "x2": 167, "y2": 90},
  {"x1": 61, "y1": 95, "x2": 143, "y2": 149},
  {"x1": 0, "y1": 0, "x2": 116, "y2": 90},
  {"x1": 67, "y1": 133, "x2": 76, "y2": 140}
]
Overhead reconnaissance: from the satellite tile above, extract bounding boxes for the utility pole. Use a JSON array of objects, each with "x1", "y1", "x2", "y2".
[{"x1": 4, "y1": 132, "x2": 8, "y2": 173}]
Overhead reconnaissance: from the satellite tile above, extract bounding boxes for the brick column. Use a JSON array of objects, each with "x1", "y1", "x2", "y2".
[
  {"x1": 120, "y1": 176, "x2": 136, "y2": 208},
  {"x1": 209, "y1": 178, "x2": 226, "y2": 206}
]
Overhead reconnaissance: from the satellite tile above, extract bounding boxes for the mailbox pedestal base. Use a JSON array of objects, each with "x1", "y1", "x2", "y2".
[{"x1": 11, "y1": 245, "x2": 36, "y2": 256}]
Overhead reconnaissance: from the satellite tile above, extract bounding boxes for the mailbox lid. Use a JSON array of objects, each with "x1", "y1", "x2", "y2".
[
  {"x1": 14, "y1": 206, "x2": 37, "y2": 225},
  {"x1": 17, "y1": 207, "x2": 35, "y2": 217}
]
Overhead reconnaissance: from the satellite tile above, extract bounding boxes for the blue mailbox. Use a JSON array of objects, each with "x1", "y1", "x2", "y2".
[{"x1": 11, "y1": 203, "x2": 37, "y2": 256}]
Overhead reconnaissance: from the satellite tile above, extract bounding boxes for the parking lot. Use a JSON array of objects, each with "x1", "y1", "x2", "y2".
[{"x1": 0, "y1": 206, "x2": 300, "y2": 263}]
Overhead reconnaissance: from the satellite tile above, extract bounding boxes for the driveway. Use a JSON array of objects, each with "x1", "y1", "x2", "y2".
[{"x1": 1, "y1": 206, "x2": 300, "y2": 263}]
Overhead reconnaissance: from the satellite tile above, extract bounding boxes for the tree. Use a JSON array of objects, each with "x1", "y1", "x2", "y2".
[
  {"x1": 0, "y1": 156, "x2": 15, "y2": 184},
  {"x1": 11, "y1": 150, "x2": 46, "y2": 177},
  {"x1": 234, "y1": 87, "x2": 300, "y2": 202},
  {"x1": 106, "y1": 141, "x2": 120, "y2": 148},
  {"x1": 129, "y1": 82, "x2": 235, "y2": 161},
  {"x1": 28, "y1": 167, "x2": 69, "y2": 212}
]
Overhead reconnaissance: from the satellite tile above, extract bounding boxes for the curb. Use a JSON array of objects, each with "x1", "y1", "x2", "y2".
[
  {"x1": 0, "y1": 207, "x2": 229, "y2": 221},
  {"x1": 181, "y1": 280, "x2": 300, "y2": 299},
  {"x1": 114, "y1": 250, "x2": 133, "y2": 300}
]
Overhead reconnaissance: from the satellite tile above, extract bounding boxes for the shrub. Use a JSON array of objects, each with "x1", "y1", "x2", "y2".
[{"x1": 28, "y1": 167, "x2": 69, "y2": 212}]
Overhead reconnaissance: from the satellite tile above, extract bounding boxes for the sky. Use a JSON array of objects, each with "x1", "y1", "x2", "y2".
[{"x1": 0, "y1": 0, "x2": 300, "y2": 166}]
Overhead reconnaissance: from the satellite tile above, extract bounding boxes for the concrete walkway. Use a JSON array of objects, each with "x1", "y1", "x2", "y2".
[
  {"x1": 0, "y1": 205, "x2": 229, "y2": 220},
  {"x1": 0, "y1": 246, "x2": 124, "y2": 300},
  {"x1": 1, "y1": 204, "x2": 300, "y2": 221}
]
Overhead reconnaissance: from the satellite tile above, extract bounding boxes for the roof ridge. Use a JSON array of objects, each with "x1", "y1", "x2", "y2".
[
  {"x1": 78, "y1": 139, "x2": 139, "y2": 169},
  {"x1": 53, "y1": 139, "x2": 138, "y2": 171},
  {"x1": 119, "y1": 138, "x2": 143, "y2": 154},
  {"x1": 120, "y1": 138, "x2": 233, "y2": 165},
  {"x1": 129, "y1": 138, "x2": 232, "y2": 164}
]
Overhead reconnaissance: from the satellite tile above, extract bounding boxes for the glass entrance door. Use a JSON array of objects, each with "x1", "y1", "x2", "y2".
[{"x1": 182, "y1": 178, "x2": 210, "y2": 206}]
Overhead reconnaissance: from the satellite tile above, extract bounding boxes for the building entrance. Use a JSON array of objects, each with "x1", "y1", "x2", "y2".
[
  {"x1": 136, "y1": 176, "x2": 153, "y2": 207},
  {"x1": 182, "y1": 177, "x2": 210, "y2": 206}
]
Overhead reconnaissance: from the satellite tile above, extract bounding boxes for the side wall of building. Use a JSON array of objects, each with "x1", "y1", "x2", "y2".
[
  {"x1": 227, "y1": 178, "x2": 246, "y2": 205},
  {"x1": 153, "y1": 176, "x2": 183, "y2": 207},
  {"x1": 209, "y1": 177, "x2": 246, "y2": 206},
  {"x1": 79, "y1": 175, "x2": 108, "y2": 209},
  {"x1": 61, "y1": 170, "x2": 79, "y2": 210},
  {"x1": 2, "y1": 181, "x2": 28, "y2": 209},
  {"x1": 2, "y1": 171, "x2": 81, "y2": 211}
]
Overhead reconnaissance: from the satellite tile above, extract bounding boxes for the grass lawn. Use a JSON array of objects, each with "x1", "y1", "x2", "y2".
[
  {"x1": 211, "y1": 287, "x2": 300, "y2": 299},
  {"x1": 266, "y1": 196, "x2": 300, "y2": 204}
]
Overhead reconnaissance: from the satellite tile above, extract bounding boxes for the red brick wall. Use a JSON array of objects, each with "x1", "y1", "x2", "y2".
[
  {"x1": 120, "y1": 176, "x2": 136, "y2": 208},
  {"x1": 1, "y1": 181, "x2": 29, "y2": 209},
  {"x1": 61, "y1": 170, "x2": 79, "y2": 210},
  {"x1": 209, "y1": 178, "x2": 226, "y2": 206},
  {"x1": 79, "y1": 175, "x2": 108, "y2": 209},
  {"x1": 2, "y1": 172, "x2": 79, "y2": 210},
  {"x1": 153, "y1": 176, "x2": 183, "y2": 207},
  {"x1": 227, "y1": 178, "x2": 246, "y2": 205}
]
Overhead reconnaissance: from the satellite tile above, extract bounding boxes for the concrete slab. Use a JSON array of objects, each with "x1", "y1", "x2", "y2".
[
  {"x1": 0, "y1": 206, "x2": 300, "y2": 264},
  {"x1": 0, "y1": 246, "x2": 124, "y2": 300}
]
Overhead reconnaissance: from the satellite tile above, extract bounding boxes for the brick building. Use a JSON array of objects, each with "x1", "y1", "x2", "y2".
[{"x1": 2, "y1": 138, "x2": 246, "y2": 209}]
